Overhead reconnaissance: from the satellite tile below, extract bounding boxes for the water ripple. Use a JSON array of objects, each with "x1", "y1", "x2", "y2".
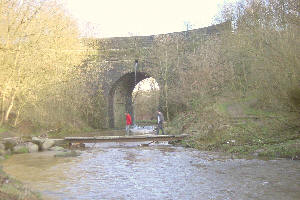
[{"x1": 3, "y1": 143, "x2": 300, "y2": 200}]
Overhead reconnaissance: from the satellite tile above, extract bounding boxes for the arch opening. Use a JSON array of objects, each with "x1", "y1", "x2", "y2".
[
  {"x1": 108, "y1": 72, "x2": 159, "y2": 128},
  {"x1": 132, "y1": 77, "x2": 159, "y2": 125}
]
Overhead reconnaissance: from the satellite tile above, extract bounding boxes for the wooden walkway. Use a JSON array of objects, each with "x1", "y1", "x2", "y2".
[{"x1": 65, "y1": 134, "x2": 188, "y2": 144}]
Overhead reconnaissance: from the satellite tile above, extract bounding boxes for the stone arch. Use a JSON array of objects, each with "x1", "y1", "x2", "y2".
[{"x1": 108, "y1": 71, "x2": 159, "y2": 128}]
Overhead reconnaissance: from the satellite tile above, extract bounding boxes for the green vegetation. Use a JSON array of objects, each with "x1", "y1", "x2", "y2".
[
  {"x1": 174, "y1": 106, "x2": 300, "y2": 159},
  {"x1": 0, "y1": 1, "x2": 105, "y2": 198},
  {"x1": 154, "y1": 0, "x2": 300, "y2": 159},
  {"x1": 0, "y1": 127, "x2": 8, "y2": 134},
  {"x1": 0, "y1": 0, "x2": 298, "y2": 161},
  {"x1": 0, "y1": 0, "x2": 298, "y2": 198},
  {"x1": 166, "y1": 89, "x2": 299, "y2": 159},
  {"x1": 0, "y1": 0, "x2": 107, "y2": 134}
]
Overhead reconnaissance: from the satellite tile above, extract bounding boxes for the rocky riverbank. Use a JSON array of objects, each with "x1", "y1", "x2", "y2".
[
  {"x1": 1, "y1": 137, "x2": 61, "y2": 155},
  {"x1": 0, "y1": 135, "x2": 82, "y2": 200}
]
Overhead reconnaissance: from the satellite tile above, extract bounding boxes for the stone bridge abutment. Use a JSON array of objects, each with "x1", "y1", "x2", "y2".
[{"x1": 108, "y1": 71, "x2": 157, "y2": 128}]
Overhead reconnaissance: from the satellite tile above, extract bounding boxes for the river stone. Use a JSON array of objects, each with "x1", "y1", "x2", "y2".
[
  {"x1": 49, "y1": 146, "x2": 65, "y2": 151},
  {"x1": 3, "y1": 137, "x2": 20, "y2": 150},
  {"x1": 41, "y1": 139, "x2": 55, "y2": 151},
  {"x1": 13, "y1": 144, "x2": 29, "y2": 154},
  {"x1": 31, "y1": 137, "x2": 45, "y2": 146},
  {"x1": 26, "y1": 142, "x2": 39, "y2": 153},
  {"x1": 54, "y1": 150, "x2": 81, "y2": 157}
]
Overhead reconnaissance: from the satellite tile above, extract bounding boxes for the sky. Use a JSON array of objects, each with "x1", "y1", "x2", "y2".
[
  {"x1": 61, "y1": 0, "x2": 237, "y2": 38},
  {"x1": 133, "y1": 77, "x2": 159, "y2": 93}
]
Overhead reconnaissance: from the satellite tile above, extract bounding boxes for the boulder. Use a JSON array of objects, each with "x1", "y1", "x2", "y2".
[
  {"x1": 31, "y1": 137, "x2": 45, "y2": 146},
  {"x1": 49, "y1": 146, "x2": 65, "y2": 151},
  {"x1": 26, "y1": 142, "x2": 39, "y2": 153},
  {"x1": 3, "y1": 137, "x2": 20, "y2": 150},
  {"x1": 13, "y1": 142, "x2": 39, "y2": 154},
  {"x1": 41, "y1": 139, "x2": 55, "y2": 151},
  {"x1": 13, "y1": 144, "x2": 29, "y2": 154},
  {"x1": 54, "y1": 150, "x2": 81, "y2": 157}
]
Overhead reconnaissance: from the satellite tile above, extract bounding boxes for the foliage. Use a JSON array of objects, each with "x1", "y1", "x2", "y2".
[
  {"x1": 133, "y1": 84, "x2": 159, "y2": 121},
  {"x1": 0, "y1": 0, "x2": 107, "y2": 131},
  {"x1": 0, "y1": 127, "x2": 8, "y2": 134},
  {"x1": 149, "y1": 0, "x2": 299, "y2": 116},
  {"x1": 158, "y1": 0, "x2": 300, "y2": 158}
]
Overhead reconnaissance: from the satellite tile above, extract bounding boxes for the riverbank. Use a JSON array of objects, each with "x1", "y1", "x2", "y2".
[
  {"x1": 0, "y1": 117, "x2": 299, "y2": 199},
  {"x1": 0, "y1": 129, "x2": 36, "y2": 199},
  {"x1": 2, "y1": 113, "x2": 300, "y2": 160},
  {"x1": 167, "y1": 99, "x2": 300, "y2": 160},
  {"x1": 0, "y1": 127, "x2": 83, "y2": 200},
  {"x1": 0, "y1": 166, "x2": 41, "y2": 200}
]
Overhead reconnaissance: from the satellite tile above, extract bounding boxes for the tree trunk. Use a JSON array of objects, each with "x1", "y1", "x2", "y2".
[
  {"x1": 164, "y1": 50, "x2": 169, "y2": 121},
  {"x1": 4, "y1": 91, "x2": 16, "y2": 123},
  {"x1": 14, "y1": 108, "x2": 21, "y2": 127},
  {"x1": 0, "y1": 95, "x2": 5, "y2": 125}
]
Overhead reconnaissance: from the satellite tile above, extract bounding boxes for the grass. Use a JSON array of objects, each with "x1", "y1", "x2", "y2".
[
  {"x1": 0, "y1": 127, "x2": 8, "y2": 134},
  {"x1": 244, "y1": 107, "x2": 277, "y2": 117},
  {"x1": 171, "y1": 96, "x2": 300, "y2": 159},
  {"x1": 182, "y1": 126, "x2": 300, "y2": 159},
  {"x1": 257, "y1": 139, "x2": 300, "y2": 159},
  {"x1": 214, "y1": 103, "x2": 231, "y2": 116}
]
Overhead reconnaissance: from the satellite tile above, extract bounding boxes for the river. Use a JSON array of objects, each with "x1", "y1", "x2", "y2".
[{"x1": 3, "y1": 142, "x2": 300, "y2": 200}]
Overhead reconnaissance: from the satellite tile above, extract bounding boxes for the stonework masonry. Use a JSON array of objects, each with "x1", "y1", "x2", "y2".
[{"x1": 90, "y1": 22, "x2": 231, "y2": 128}]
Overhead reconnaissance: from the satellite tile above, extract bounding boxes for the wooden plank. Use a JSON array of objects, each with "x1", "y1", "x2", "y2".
[{"x1": 64, "y1": 134, "x2": 188, "y2": 143}]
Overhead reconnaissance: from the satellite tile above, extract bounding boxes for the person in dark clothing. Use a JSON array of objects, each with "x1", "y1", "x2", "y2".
[{"x1": 156, "y1": 111, "x2": 165, "y2": 135}]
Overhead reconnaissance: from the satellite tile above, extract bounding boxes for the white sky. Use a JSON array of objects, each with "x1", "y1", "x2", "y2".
[
  {"x1": 60, "y1": 0, "x2": 237, "y2": 38},
  {"x1": 133, "y1": 77, "x2": 159, "y2": 93}
]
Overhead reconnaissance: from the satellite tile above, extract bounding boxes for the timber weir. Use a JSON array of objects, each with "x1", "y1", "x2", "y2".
[{"x1": 65, "y1": 134, "x2": 188, "y2": 146}]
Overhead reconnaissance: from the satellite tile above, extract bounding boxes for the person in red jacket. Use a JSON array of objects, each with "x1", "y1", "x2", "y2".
[{"x1": 125, "y1": 112, "x2": 132, "y2": 135}]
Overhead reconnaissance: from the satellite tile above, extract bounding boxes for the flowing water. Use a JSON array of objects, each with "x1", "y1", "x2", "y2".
[{"x1": 3, "y1": 142, "x2": 300, "y2": 200}]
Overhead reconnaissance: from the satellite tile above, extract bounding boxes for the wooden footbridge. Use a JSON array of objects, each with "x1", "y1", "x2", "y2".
[{"x1": 65, "y1": 134, "x2": 188, "y2": 145}]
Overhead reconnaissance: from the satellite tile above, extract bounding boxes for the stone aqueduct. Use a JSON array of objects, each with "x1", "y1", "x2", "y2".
[{"x1": 91, "y1": 22, "x2": 230, "y2": 128}]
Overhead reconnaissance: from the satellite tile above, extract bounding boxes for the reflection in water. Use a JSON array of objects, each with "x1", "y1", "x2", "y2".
[{"x1": 3, "y1": 143, "x2": 300, "y2": 200}]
